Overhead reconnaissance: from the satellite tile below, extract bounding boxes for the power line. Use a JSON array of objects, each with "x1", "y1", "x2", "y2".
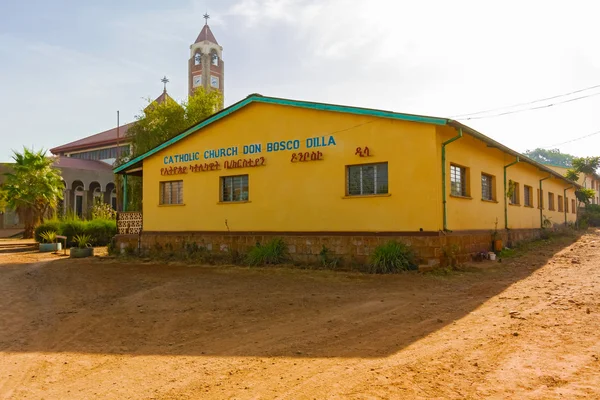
[
  {"x1": 541, "y1": 129, "x2": 600, "y2": 149},
  {"x1": 450, "y1": 83, "x2": 600, "y2": 119},
  {"x1": 453, "y1": 91, "x2": 600, "y2": 120}
]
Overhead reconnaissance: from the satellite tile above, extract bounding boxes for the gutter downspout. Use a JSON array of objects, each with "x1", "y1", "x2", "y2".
[
  {"x1": 563, "y1": 186, "x2": 573, "y2": 226},
  {"x1": 442, "y1": 128, "x2": 463, "y2": 231},
  {"x1": 504, "y1": 157, "x2": 520, "y2": 230},
  {"x1": 539, "y1": 175, "x2": 551, "y2": 228},
  {"x1": 123, "y1": 174, "x2": 128, "y2": 212}
]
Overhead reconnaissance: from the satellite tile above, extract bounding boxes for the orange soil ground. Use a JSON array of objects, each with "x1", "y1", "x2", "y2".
[{"x1": 0, "y1": 231, "x2": 599, "y2": 399}]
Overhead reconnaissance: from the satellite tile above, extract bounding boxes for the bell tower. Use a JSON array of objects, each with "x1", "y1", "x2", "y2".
[{"x1": 189, "y1": 13, "x2": 224, "y2": 109}]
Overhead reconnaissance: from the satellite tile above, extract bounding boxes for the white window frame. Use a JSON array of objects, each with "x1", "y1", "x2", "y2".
[
  {"x1": 481, "y1": 173, "x2": 493, "y2": 201},
  {"x1": 346, "y1": 162, "x2": 388, "y2": 196},
  {"x1": 450, "y1": 164, "x2": 467, "y2": 197},
  {"x1": 160, "y1": 181, "x2": 183, "y2": 205},
  {"x1": 221, "y1": 175, "x2": 249, "y2": 202},
  {"x1": 524, "y1": 185, "x2": 532, "y2": 207}
]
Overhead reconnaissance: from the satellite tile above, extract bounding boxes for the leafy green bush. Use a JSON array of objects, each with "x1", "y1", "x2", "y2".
[
  {"x1": 582, "y1": 204, "x2": 600, "y2": 227},
  {"x1": 34, "y1": 219, "x2": 62, "y2": 242},
  {"x1": 246, "y1": 238, "x2": 289, "y2": 266},
  {"x1": 369, "y1": 241, "x2": 417, "y2": 274},
  {"x1": 86, "y1": 219, "x2": 117, "y2": 245},
  {"x1": 34, "y1": 218, "x2": 116, "y2": 247},
  {"x1": 61, "y1": 219, "x2": 87, "y2": 243}
]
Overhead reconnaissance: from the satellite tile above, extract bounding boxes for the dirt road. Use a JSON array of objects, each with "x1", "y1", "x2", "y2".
[{"x1": 1, "y1": 231, "x2": 599, "y2": 399}]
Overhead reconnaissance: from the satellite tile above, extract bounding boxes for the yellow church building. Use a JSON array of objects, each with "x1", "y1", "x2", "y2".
[{"x1": 114, "y1": 94, "x2": 579, "y2": 263}]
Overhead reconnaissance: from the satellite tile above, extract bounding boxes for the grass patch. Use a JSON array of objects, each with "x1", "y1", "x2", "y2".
[
  {"x1": 246, "y1": 238, "x2": 289, "y2": 266},
  {"x1": 369, "y1": 241, "x2": 417, "y2": 274}
]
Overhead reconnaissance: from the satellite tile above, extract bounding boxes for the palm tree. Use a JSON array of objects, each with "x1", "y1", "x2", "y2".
[{"x1": 2, "y1": 148, "x2": 63, "y2": 238}]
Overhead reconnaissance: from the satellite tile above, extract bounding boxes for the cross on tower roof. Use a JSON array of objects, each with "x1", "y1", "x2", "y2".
[
  {"x1": 161, "y1": 76, "x2": 169, "y2": 93},
  {"x1": 203, "y1": 12, "x2": 210, "y2": 25}
]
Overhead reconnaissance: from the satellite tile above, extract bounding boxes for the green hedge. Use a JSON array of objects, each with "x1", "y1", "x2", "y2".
[{"x1": 35, "y1": 218, "x2": 116, "y2": 247}]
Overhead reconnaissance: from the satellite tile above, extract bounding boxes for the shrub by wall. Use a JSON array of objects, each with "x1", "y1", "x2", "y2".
[
  {"x1": 35, "y1": 218, "x2": 117, "y2": 246},
  {"x1": 582, "y1": 204, "x2": 600, "y2": 227}
]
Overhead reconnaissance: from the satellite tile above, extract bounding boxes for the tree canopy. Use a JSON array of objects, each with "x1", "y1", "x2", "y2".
[
  {"x1": 126, "y1": 88, "x2": 223, "y2": 159},
  {"x1": 524, "y1": 148, "x2": 574, "y2": 168},
  {"x1": 571, "y1": 156, "x2": 600, "y2": 178},
  {"x1": 1, "y1": 148, "x2": 63, "y2": 238},
  {"x1": 118, "y1": 88, "x2": 223, "y2": 211}
]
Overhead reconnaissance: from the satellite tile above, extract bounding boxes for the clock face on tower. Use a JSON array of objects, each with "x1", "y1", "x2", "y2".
[
  {"x1": 193, "y1": 76, "x2": 202, "y2": 87},
  {"x1": 210, "y1": 75, "x2": 219, "y2": 88}
]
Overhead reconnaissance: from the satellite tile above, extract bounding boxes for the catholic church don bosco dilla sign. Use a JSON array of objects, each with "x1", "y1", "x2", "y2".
[{"x1": 160, "y1": 135, "x2": 337, "y2": 176}]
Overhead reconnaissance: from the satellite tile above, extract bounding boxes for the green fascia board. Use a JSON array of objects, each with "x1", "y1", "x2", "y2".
[
  {"x1": 114, "y1": 96, "x2": 254, "y2": 173},
  {"x1": 252, "y1": 96, "x2": 448, "y2": 126},
  {"x1": 448, "y1": 120, "x2": 582, "y2": 189},
  {"x1": 114, "y1": 94, "x2": 449, "y2": 174}
]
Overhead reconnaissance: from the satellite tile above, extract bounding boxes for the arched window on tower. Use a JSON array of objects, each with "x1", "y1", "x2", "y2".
[
  {"x1": 194, "y1": 52, "x2": 202, "y2": 65},
  {"x1": 211, "y1": 50, "x2": 219, "y2": 66}
]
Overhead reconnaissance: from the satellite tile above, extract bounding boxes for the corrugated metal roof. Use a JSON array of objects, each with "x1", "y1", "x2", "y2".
[
  {"x1": 50, "y1": 123, "x2": 134, "y2": 154},
  {"x1": 53, "y1": 156, "x2": 113, "y2": 171}
]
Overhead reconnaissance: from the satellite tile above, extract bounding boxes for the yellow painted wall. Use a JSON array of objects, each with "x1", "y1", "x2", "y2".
[
  {"x1": 142, "y1": 102, "x2": 443, "y2": 232},
  {"x1": 438, "y1": 126, "x2": 577, "y2": 230},
  {"x1": 140, "y1": 102, "x2": 577, "y2": 233}
]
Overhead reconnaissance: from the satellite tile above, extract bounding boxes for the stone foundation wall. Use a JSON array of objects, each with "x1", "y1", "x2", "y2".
[
  {"x1": 114, "y1": 228, "x2": 543, "y2": 266},
  {"x1": 115, "y1": 234, "x2": 140, "y2": 254}
]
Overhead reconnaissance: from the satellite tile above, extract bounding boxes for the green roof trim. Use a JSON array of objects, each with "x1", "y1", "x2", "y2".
[
  {"x1": 112, "y1": 93, "x2": 581, "y2": 190},
  {"x1": 114, "y1": 94, "x2": 448, "y2": 174},
  {"x1": 252, "y1": 96, "x2": 448, "y2": 126}
]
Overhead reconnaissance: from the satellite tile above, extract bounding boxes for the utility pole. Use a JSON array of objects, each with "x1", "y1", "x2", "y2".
[{"x1": 116, "y1": 110, "x2": 121, "y2": 212}]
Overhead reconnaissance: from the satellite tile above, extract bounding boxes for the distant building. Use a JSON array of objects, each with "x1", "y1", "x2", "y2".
[
  {"x1": 49, "y1": 91, "x2": 177, "y2": 217},
  {"x1": 545, "y1": 164, "x2": 600, "y2": 205},
  {"x1": 188, "y1": 16, "x2": 224, "y2": 108},
  {"x1": 1, "y1": 17, "x2": 225, "y2": 225}
]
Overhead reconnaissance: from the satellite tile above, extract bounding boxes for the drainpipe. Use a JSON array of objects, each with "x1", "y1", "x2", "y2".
[
  {"x1": 503, "y1": 157, "x2": 520, "y2": 230},
  {"x1": 563, "y1": 186, "x2": 573, "y2": 226},
  {"x1": 539, "y1": 175, "x2": 551, "y2": 228},
  {"x1": 442, "y1": 128, "x2": 463, "y2": 231},
  {"x1": 123, "y1": 174, "x2": 128, "y2": 212}
]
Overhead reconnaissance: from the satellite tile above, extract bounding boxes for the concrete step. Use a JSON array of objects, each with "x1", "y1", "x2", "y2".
[{"x1": 0, "y1": 243, "x2": 39, "y2": 254}]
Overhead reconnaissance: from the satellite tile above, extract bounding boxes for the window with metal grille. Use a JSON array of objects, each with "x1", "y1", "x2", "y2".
[
  {"x1": 347, "y1": 163, "x2": 388, "y2": 196},
  {"x1": 509, "y1": 182, "x2": 520, "y2": 205},
  {"x1": 558, "y1": 195, "x2": 564, "y2": 212},
  {"x1": 159, "y1": 180, "x2": 183, "y2": 205},
  {"x1": 450, "y1": 165, "x2": 467, "y2": 196},
  {"x1": 524, "y1": 185, "x2": 533, "y2": 207},
  {"x1": 481, "y1": 173, "x2": 493, "y2": 201},
  {"x1": 221, "y1": 175, "x2": 249, "y2": 202},
  {"x1": 548, "y1": 192, "x2": 555, "y2": 210}
]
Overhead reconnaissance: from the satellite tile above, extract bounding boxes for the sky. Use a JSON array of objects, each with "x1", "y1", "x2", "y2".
[{"x1": 1, "y1": 0, "x2": 600, "y2": 162}]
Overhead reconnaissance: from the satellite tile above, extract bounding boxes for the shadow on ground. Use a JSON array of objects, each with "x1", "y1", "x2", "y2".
[{"x1": 0, "y1": 234, "x2": 581, "y2": 358}]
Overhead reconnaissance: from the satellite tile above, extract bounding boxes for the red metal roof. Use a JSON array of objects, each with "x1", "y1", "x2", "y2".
[
  {"x1": 50, "y1": 122, "x2": 134, "y2": 155},
  {"x1": 195, "y1": 24, "x2": 218, "y2": 45},
  {"x1": 50, "y1": 91, "x2": 174, "y2": 155},
  {"x1": 53, "y1": 156, "x2": 114, "y2": 171}
]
